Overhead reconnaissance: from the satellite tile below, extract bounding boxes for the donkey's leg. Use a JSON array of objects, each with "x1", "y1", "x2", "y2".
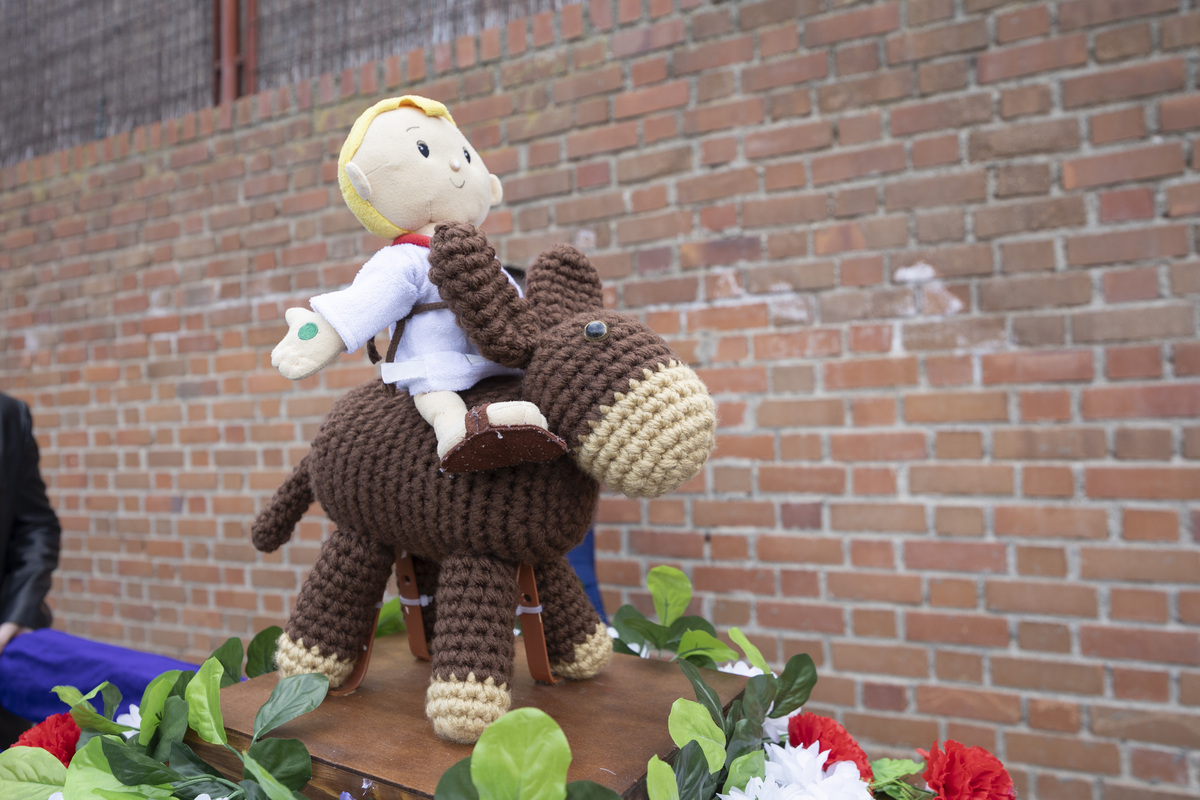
[
  {"x1": 536, "y1": 557, "x2": 612, "y2": 680},
  {"x1": 425, "y1": 554, "x2": 517, "y2": 743},
  {"x1": 276, "y1": 527, "x2": 395, "y2": 689}
]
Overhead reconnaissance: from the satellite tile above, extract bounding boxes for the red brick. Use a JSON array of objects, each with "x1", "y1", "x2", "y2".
[
  {"x1": 1063, "y1": 144, "x2": 1185, "y2": 190},
  {"x1": 906, "y1": 540, "x2": 1006, "y2": 572},
  {"x1": 996, "y1": 6, "x2": 1050, "y2": 42},
  {"x1": 1063, "y1": 58, "x2": 1186, "y2": 108},
  {"x1": 742, "y1": 53, "x2": 828, "y2": 92},
  {"x1": 811, "y1": 143, "x2": 905, "y2": 186},
  {"x1": 1059, "y1": 0, "x2": 1180, "y2": 30},
  {"x1": 1082, "y1": 625, "x2": 1200, "y2": 665},
  {"x1": 884, "y1": 171, "x2": 986, "y2": 209},
  {"x1": 745, "y1": 121, "x2": 833, "y2": 159},
  {"x1": 610, "y1": 19, "x2": 685, "y2": 58},
  {"x1": 987, "y1": 581, "x2": 1098, "y2": 617},
  {"x1": 1082, "y1": 384, "x2": 1200, "y2": 419},
  {"x1": 886, "y1": 20, "x2": 988, "y2": 63},
  {"x1": 910, "y1": 465, "x2": 1013, "y2": 496},
  {"x1": 977, "y1": 35, "x2": 1088, "y2": 83},
  {"x1": 969, "y1": 118, "x2": 1080, "y2": 161},
  {"x1": 981, "y1": 350, "x2": 1094, "y2": 384},
  {"x1": 817, "y1": 70, "x2": 913, "y2": 113},
  {"x1": 974, "y1": 196, "x2": 1086, "y2": 239},
  {"x1": 1161, "y1": 94, "x2": 1200, "y2": 131},
  {"x1": 993, "y1": 428, "x2": 1106, "y2": 461},
  {"x1": 1086, "y1": 467, "x2": 1200, "y2": 500},
  {"x1": 805, "y1": 3, "x2": 900, "y2": 46},
  {"x1": 906, "y1": 611, "x2": 1009, "y2": 647},
  {"x1": 1081, "y1": 546, "x2": 1200, "y2": 582},
  {"x1": 825, "y1": 358, "x2": 919, "y2": 391}
]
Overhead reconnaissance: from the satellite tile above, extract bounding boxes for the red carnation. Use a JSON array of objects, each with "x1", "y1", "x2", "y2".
[
  {"x1": 923, "y1": 740, "x2": 1015, "y2": 800},
  {"x1": 10, "y1": 712, "x2": 81, "y2": 767},
  {"x1": 788, "y1": 712, "x2": 874, "y2": 782}
]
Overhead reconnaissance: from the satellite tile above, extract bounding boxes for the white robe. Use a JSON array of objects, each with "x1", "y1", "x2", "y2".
[{"x1": 310, "y1": 242, "x2": 523, "y2": 395}]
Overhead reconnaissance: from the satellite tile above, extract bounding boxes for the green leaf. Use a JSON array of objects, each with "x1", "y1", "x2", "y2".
[
  {"x1": 625, "y1": 617, "x2": 672, "y2": 652},
  {"x1": 471, "y1": 707, "x2": 571, "y2": 800},
  {"x1": 247, "y1": 626, "x2": 283, "y2": 678},
  {"x1": 664, "y1": 616, "x2": 717, "y2": 650},
  {"x1": 95, "y1": 790, "x2": 154, "y2": 800},
  {"x1": 211, "y1": 637, "x2": 245, "y2": 688},
  {"x1": 149, "y1": 696, "x2": 189, "y2": 762},
  {"x1": 100, "y1": 736, "x2": 183, "y2": 786},
  {"x1": 667, "y1": 699, "x2": 725, "y2": 774},
  {"x1": 241, "y1": 779, "x2": 271, "y2": 800},
  {"x1": 185, "y1": 658, "x2": 228, "y2": 746},
  {"x1": 871, "y1": 758, "x2": 924, "y2": 787},
  {"x1": 167, "y1": 741, "x2": 225, "y2": 780},
  {"x1": 0, "y1": 746, "x2": 67, "y2": 800},
  {"x1": 100, "y1": 684, "x2": 123, "y2": 721},
  {"x1": 375, "y1": 597, "x2": 406, "y2": 636},
  {"x1": 647, "y1": 566, "x2": 691, "y2": 627},
  {"x1": 676, "y1": 660, "x2": 724, "y2": 730},
  {"x1": 168, "y1": 670, "x2": 195, "y2": 700},
  {"x1": 252, "y1": 673, "x2": 329, "y2": 743},
  {"x1": 740, "y1": 675, "x2": 776, "y2": 729},
  {"x1": 725, "y1": 718, "x2": 763, "y2": 768},
  {"x1": 64, "y1": 736, "x2": 174, "y2": 800},
  {"x1": 247, "y1": 738, "x2": 312, "y2": 792},
  {"x1": 242, "y1": 750, "x2": 298, "y2": 800},
  {"x1": 672, "y1": 741, "x2": 721, "y2": 800},
  {"x1": 434, "y1": 756, "x2": 480, "y2": 800},
  {"x1": 770, "y1": 654, "x2": 817, "y2": 718},
  {"x1": 138, "y1": 671, "x2": 183, "y2": 747},
  {"x1": 611, "y1": 605, "x2": 648, "y2": 649},
  {"x1": 54, "y1": 683, "x2": 135, "y2": 735},
  {"x1": 565, "y1": 780, "x2": 623, "y2": 800},
  {"x1": 727, "y1": 628, "x2": 770, "y2": 675},
  {"x1": 644, "y1": 755, "x2": 678, "y2": 800},
  {"x1": 674, "y1": 630, "x2": 739, "y2": 665},
  {"x1": 722, "y1": 750, "x2": 765, "y2": 795},
  {"x1": 611, "y1": 639, "x2": 639, "y2": 657}
]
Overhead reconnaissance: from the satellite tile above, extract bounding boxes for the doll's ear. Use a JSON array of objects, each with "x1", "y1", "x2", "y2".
[
  {"x1": 490, "y1": 174, "x2": 503, "y2": 206},
  {"x1": 346, "y1": 161, "x2": 372, "y2": 201}
]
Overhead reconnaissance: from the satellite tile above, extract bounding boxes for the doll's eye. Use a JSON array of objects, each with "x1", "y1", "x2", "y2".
[
  {"x1": 417, "y1": 141, "x2": 430, "y2": 158},
  {"x1": 463, "y1": 147, "x2": 472, "y2": 164},
  {"x1": 583, "y1": 321, "x2": 609, "y2": 342}
]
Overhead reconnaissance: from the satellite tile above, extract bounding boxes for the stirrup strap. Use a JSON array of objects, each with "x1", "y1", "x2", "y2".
[
  {"x1": 397, "y1": 550, "x2": 432, "y2": 661},
  {"x1": 517, "y1": 563, "x2": 561, "y2": 685}
]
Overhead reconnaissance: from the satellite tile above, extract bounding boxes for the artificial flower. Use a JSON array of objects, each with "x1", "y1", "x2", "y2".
[
  {"x1": 720, "y1": 742, "x2": 872, "y2": 800},
  {"x1": 761, "y1": 707, "x2": 795, "y2": 745},
  {"x1": 115, "y1": 703, "x2": 141, "y2": 739},
  {"x1": 788, "y1": 713, "x2": 873, "y2": 783},
  {"x1": 10, "y1": 712, "x2": 80, "y2": 767},
  {"x1": 194, "y1": 794, "x2": 230, "y2": 800},
  {"x1": 922, "y1": 740, "x2": 1015, "y2": 800},
  {"x1": 719, "y1": 659, "x2": 766, "y2": 677}
]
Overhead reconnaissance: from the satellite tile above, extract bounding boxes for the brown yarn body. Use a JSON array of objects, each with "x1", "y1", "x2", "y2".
[{"x1": 253, "y1": 223, "x2": 712, "y2": 715}]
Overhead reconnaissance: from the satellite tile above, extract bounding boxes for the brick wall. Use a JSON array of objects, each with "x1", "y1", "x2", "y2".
[{"x1": 2, "y1": 1, "x2": 1198, "y2": 797}]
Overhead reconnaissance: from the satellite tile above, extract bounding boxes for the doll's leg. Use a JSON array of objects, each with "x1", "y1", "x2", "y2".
[
  {"x1": 535, "y1": 557, "x2": 612, "y2": 680},
  {"x1": 414, "y1": 391, "x2": 469, "y2": 459},
  {"x1": 276, "y1": 526, "x2": 395, "y2": 689},
  {"x1": 425, "y1": 553, "x2": 517, "y2": 743}
]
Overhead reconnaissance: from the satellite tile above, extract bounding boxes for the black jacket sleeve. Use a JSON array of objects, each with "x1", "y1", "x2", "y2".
[{"x1": 1, "y1": 397, "x2": 61, "y2": 629}]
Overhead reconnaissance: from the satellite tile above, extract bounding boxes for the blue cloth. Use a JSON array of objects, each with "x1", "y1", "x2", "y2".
[
  {"x1": 566, "y1": 527, "x2": 607, "y2": 625},
  {"x1": 0, "y1": 628, "x2": 197, "y2": 722}
]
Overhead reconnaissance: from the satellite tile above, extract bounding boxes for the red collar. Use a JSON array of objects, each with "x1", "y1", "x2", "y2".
[{"x1": 392, "y1": 233, "x2": 431, "y2": 248}]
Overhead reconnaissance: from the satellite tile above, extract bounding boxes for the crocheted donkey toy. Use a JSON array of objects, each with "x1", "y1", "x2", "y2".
[{"x1": 252, "y1": 223, "x2": 717, "y2": 743}]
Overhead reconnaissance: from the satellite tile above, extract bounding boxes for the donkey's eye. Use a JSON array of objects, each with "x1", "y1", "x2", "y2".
[
  {"x1": 583, "y1": 321, "x2": 609, "y2": 342},
  {"x1": 417, "y1": 141, "x2": 430, "y2": 158},
  {"x1": 463, "y1": 147, "x2": 472, "y2": 164}
]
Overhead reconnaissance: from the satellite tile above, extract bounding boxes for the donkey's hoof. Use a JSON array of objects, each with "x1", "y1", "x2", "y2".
[
  {"x1": 553, "y1": 623, "x2": 613, "y2": 680},
  {"x1": 275, "y1": 632, "x2": 355, "y2": 689},
  {"x1": 426, "y1": 673, "x2": 511, "y2": 744}
]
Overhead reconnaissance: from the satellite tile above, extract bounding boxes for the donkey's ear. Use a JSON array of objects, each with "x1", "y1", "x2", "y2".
[{"x1": 526, "y1": 245, "x2": 605, "y2": 328}]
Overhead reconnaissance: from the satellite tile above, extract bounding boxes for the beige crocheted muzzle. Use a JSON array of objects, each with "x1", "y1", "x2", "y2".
[{"x1": 575, "y1": 360, "x2": 716, "y2": 498}]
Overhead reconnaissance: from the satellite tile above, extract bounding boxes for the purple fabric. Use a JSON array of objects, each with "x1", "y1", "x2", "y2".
[{"x1": 0, "y1": 628, "x2": 197, "y2": 722}]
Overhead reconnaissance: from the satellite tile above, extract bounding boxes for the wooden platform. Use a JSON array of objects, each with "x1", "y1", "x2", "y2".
[{"x1": 191, "y1": 635, "x2": 747, "y2": 799}]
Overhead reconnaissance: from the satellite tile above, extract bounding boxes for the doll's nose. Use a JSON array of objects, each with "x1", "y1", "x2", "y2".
[{"x1": 450, "y1": 158, "x2": 462, "y2": 171}]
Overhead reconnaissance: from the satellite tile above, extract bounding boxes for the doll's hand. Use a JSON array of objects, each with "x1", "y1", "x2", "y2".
[{"x1": 272, "y1": 308, "x2": 345, "y2": 380}]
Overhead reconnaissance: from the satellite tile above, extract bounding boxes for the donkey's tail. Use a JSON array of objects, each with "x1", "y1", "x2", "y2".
[{"x1": 251, "y1": 454, "x2": 314, "y2": 552}]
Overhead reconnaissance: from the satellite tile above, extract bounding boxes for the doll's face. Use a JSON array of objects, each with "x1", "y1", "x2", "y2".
[{"x1": 345, "y1": 106, "x2": 503, "y2": 234}]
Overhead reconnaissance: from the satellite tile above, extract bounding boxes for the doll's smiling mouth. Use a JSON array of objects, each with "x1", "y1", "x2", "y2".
[{"x1": 451, "y1": 178, "x2": 465, "y2": 188}]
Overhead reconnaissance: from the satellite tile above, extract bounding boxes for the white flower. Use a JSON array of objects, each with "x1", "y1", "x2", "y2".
[
  {"x1": 718, "y1": 660, "x2": 766, "y2": 677},
  {"x1": 761, "y1": 703, "x2": 801, "y2": 744},
  {"x1": 194, "y1": 794, "x2": 230, "y2": 800},
  {"x1": 720, "y1": 743, "x2": 872, "y2": 800},
  {"x1": 47, "y1": 793, "x2": 64, "y2": 800},
  {"x1": 115, "y1": 704, "x2": 141, "y2": 739}
]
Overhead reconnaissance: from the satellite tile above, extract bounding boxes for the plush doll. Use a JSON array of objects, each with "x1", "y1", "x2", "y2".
[
  {"x1": 253, "y1": 224, "x2": 718, "y2": 743},
  {"x1": 271, "y1": 95, "x2": 565, "y2": 472}
]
